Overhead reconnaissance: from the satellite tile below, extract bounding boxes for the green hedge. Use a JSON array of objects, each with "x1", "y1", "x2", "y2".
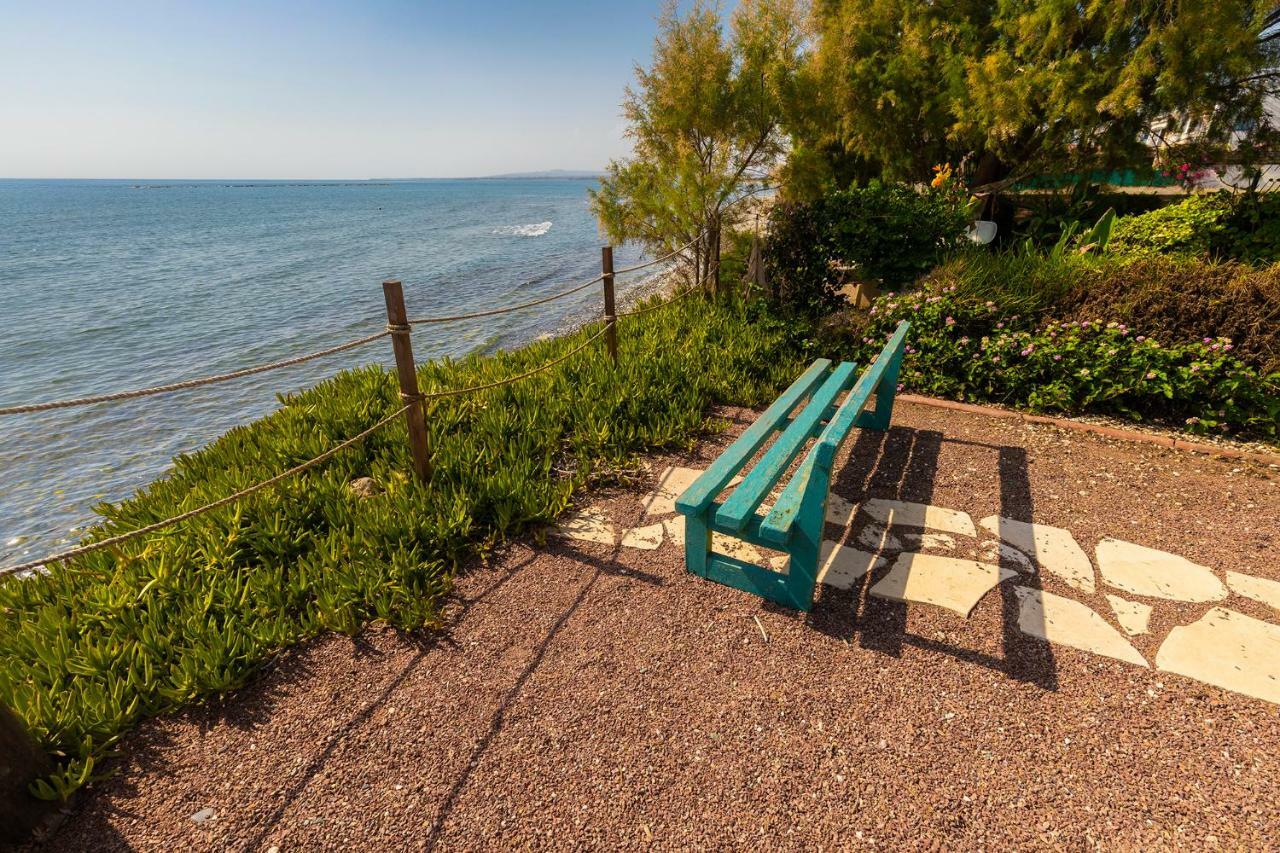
[
  {"x1": 0, "y1": 297, "x2": 813, "y2": 798},
  {"x1": 924, "y1": 252, "x2": 1280, "y2": 374},
  {"x1": 849, "y1": 287, "x2": 1280, "y2": 441}
]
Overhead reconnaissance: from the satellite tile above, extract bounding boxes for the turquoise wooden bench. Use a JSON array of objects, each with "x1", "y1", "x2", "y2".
[{"x1": 674, "y1": 321, "x2": 911, "y2": 611}]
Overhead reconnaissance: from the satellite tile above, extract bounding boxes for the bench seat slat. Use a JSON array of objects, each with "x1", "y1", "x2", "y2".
[
  {"x1": 674, "y1": 358, "x2": 832, "y2": 516},
  {"x1": 713, "y1": 361, "x2": 858, "y2": 532}
]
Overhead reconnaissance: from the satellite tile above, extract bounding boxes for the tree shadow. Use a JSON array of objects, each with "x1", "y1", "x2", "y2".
[{"x1": 812, "y1": 425, "x2": 1059, "y2": 692}]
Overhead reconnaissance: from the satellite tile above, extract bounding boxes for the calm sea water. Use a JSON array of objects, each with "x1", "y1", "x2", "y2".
[{"x1": 0, "y1": 179, "x2": 654, "y2": 567}]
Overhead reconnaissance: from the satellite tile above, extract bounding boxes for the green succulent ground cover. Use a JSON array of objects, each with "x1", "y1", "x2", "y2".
[{"x1": 0, "y1": 297, "x2": 812, "y2": 798}]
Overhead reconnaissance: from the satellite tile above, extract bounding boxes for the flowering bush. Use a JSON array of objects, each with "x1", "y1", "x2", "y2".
[{"x1": 856, "y1": 288, "x2": 1280, "y2": 441}]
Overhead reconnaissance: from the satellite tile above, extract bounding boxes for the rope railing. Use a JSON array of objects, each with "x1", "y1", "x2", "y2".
[
  {"x1": 0, "y1": 234, "x2": 705, "y2": 417},
  {"x1": 0, "y1": 401, "x2": 413, "y2": 577},
  {"x1": 0, "y1": 331, "x2": 390, "y2": 416},
  {"x1": 406, "y1": 274, "x2": 603, "y2": 325},
  {"x1": 0, "y1": 321, "x2": 617, "y2": 578},
  {"x1": 1, "y1": 231, "x2": 713, "y2": 577}
]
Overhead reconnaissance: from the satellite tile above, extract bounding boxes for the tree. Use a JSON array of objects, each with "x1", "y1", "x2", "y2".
[
  {"x1": 591, "y1": 0, "x2": 805, "y2": 294},
  {"x1": 790, "y1": 0, "x2": 1278, "y2": 193}
]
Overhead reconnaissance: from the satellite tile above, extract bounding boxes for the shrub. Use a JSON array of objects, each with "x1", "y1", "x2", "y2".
[
  {"x1": 1109, "y1": 193, "x2": 1233, "y2": 258},
  {"x1": 851, "y1": 287, "x2": 1280, "y2": 441},
  {"x1": 0, "y1": 296, "x2": 813, "y2": 799},
  {"x1": 919, "y1": 252, "x2": 1280, "y2": 374},
  {"x1": 1215, "y1": 193, "x2": 1280, "y2": 266},
  {"x1": 765, "y1": 182, "x2": 969, "y2": 314}
]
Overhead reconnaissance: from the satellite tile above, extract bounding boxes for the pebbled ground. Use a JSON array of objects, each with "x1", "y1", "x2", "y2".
[{"x1": 35, "y1": 401, "x2": 1280, "y2": 851}]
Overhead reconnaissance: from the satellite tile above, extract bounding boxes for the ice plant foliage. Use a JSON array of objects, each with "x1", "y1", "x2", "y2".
[{"x1": 0, "y1": 296, "x2": 813, "y2": 799}]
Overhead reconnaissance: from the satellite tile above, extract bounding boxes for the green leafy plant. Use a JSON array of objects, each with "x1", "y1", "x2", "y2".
[
  {"x1": 0, "y1": 296, "x2": 814, "y2": 799},
  {"x1": 1109, "y1": 193, "x2": 1234, "y2": 258},
  {"x1": 851, "y1": 287, "x2": 1280, "y2": 439},
  {"x1": 765, "y1": 182, "x2": 970, "y2": 313}
]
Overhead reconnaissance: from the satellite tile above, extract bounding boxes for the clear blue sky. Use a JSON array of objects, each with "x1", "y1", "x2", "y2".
[{"x1": 0, "y1": 0, "x2": 692, "y2": 179}]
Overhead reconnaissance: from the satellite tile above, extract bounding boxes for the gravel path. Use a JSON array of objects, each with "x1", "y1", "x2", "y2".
[{"x1": 37, "y1": 401, "x2": 1280, "y2": 850}]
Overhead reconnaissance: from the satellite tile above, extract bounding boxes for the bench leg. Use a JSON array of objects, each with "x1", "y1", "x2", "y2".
[
  {"x1": 782, "y1": 474, "x2": 832, "y2": 611},
  {"x1": 858, "y1": 345, "x2": 905, "y2": 432},
  {"x1": 683, "y1": 511, "x2": 712, "y2": 578}
]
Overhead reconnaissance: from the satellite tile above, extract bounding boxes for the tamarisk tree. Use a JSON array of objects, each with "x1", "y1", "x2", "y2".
[
  {"x1": 591, "y1": 0, "x2": 804, "y2": 294},
  {"x1": 792, "y1": 0, "x2": 1278, "y2": 191}
]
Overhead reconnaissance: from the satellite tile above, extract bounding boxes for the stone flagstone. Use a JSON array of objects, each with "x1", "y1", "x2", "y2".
[
  {"x1": 870, "y1": 553, "x2": 1015, "y2": 618},
  {"x1": 976, "y1": 540, "x2": 1036, "y2": 574},
  {"x1": 768, "y1": 542, "x2": 886, "y2": 590},
  {"x1": 641, "y1": 467, "x2": 743, "y2": 518},
  {"x1": 979, "y1": 516, "x2": 1095, "y2": 594},
  {"x1": 1225, "y1": 570, "x2": 1280, "y2": 612},
  {"x1": 826, "y1": 494, "x2": 858, "y2": 526},
  {"x1": 1095, "y1": 538, "x2": 1226, "y2": 603},
  {"x1": 1105, "y1": 594, "x2": 1153, "y2": 636},
  {"x1": 863, "y1": 499, "x2": 976, "y2": 537},
  {"x1": 662, "y1": 514, "x2": 762, "y2": 563},
  {"x1": 857, "y1": 523, "x2": 904, "y2": 553},
  {"x1": 1012, "y1": 587, "x2": 1148, "y2": 667},
  {"x1": 554, "y1": 508, "x2": 616, "y2": 546},
  {"x1": 620, "y1": 523, "x2": 664, "y2": 551},
  {"x1": 901, "y1": 532, "x2": 956, "y2": 551},
  {"x1": 1156, "y1": 607, "x2": 1280, "y2": 705}
]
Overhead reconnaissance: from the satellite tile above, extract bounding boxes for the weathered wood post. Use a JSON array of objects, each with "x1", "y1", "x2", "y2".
[
  {"x1": 601, "y1": 246, "x2": 618, "y2": 363},
  {"x1": 382, "y1": 279, "x2": 432, "y2": 482}
]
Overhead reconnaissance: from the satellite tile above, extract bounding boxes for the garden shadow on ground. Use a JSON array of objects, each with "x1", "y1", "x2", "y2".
[{"x1": 805, "y1": 424, "x2": 1060, "y2": 692}]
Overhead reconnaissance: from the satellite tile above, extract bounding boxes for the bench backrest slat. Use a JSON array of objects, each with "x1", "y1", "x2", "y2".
[
  {"x1": 813, "y1": 322, "x2": 910, "y2": 467},
  {"x1": 714, "y1": 361, "x2": 858, "y2": 532},
  {"x1": 758, "y1": 322, "x2": 910, "y2": 545},
  {"x1": 674, "y1": 358, "x2": 833, "y2": 516}
]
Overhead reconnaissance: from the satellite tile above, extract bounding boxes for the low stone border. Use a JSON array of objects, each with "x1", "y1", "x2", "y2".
[{"x1": 897, "y1": 394, "x2": 1280, "y2": 467}]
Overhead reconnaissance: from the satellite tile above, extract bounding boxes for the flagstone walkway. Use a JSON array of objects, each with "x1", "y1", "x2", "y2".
[{"x1": 40, "y1": 401, "x2": 1280, "y2": 850}]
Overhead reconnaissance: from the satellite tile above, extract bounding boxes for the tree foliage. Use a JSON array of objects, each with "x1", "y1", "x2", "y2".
[
  {"x1": 789, "y1": 0, "x2": 1279, "y2": 192},
  {"x1": 591, "y1": 0, "x2": 805, "y2": 292}
]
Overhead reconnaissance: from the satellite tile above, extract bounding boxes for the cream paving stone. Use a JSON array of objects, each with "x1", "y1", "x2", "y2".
[
  {"x1": 816, "y1": 542, "x2": 886, "y2": 590},
  {"x1": 1156, "y1": 607, "x2": 1280, "y2": 705},
  {"x1": 901, "y1": 532, "x2": 956, "y2": 551},
  {"x1": 1105, "y1": 594, "x2": 1153, "y2": 636},
  {"x1": 857, "y1": 523, "x2": 904, "y2": 553},
  {"x1": 826, "y1": 494, "x2": 858, "y2": 526},
  {"x1": 553, "y1": 508, "x2": 616, "y2": 546},
  {"x1": 662, "y1": 515, "x2": 685, "y2": 543},
  {"x1": 766, "y1": 542, "x2": 886, "y2": 590},
  {"x1": 641, "y1": 466, "x2": 705, "y2": 517},
  {"x1": 1012, "y1": 587, "x2": 1148, "y2": 667},
  {"x1": 663, "y1": 514, "x2": 762, "y2": 562},
  {"x1": 1095, "y1": 538, "x2": 1226, "y2": 603},
  {"x1": 641, "y1": 467, "x2": 743, "y2": 518},
  {"x1": 979, "y1": 516, "x2": 1095, "y2": 593},
  {"x1": 863, "y1": 499, "x2": 976, "y2": 538},
  {"x1": 976, "y1": 540, "x2": 1036, "y2": 574},
  {"x1": 870, "y1": 553, "x2": 1015, "y2": 618},
  {"x1": 620, "y1": 523, "x2": 665, "y2": 551},
  {"x1": 1225, "y1": 570, "x2": 1280, "y2": 612},
  {"x1": 712, "y1": 533, "x2": 762, "y2": 564}
]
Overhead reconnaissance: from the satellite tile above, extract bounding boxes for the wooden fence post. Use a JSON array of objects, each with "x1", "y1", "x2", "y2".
[
  {"x1": 601, "y1": 246, "x2": 618, "y2": 363},
  {"x1": 382, "y1": 280, "x2": 432, "y2": 483}
]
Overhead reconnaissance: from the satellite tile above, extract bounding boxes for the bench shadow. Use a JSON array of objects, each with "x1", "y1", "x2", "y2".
[{"x1": 810, "y1": 424, "x2": 1059, "y2": 692}]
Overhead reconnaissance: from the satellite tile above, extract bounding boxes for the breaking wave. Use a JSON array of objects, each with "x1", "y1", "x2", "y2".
[{"x1": 493, "y1": 221, "x2": 553, "y2": 237}]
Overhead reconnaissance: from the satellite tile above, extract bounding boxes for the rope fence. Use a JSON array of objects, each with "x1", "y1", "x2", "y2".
[
  {"x1": 1, "y1": 232, "x2": 714, "y2": 577},
  {"x1": 0, "y1": 402, "x2": 414, "y2": 577}
]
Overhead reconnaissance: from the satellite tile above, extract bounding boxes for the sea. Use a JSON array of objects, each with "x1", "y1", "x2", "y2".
[{"x1": 0, "y1": 178, "x2": 657, "y2": 568}]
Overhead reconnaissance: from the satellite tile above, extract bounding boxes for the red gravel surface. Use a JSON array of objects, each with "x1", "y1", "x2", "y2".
[{"x1": 35, "y1": 401, "x2": 1280, "y2": 850}]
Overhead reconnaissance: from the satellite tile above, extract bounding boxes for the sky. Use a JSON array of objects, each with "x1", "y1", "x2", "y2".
[{"x1": 0, "y1": 0, "x2": 687, "y2": 179}]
